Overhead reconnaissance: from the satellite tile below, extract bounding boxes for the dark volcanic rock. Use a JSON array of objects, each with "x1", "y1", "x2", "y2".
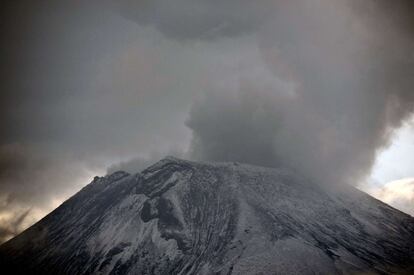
[{"x1": 1, "y1": 157, "x2": 413, "y2": 274}]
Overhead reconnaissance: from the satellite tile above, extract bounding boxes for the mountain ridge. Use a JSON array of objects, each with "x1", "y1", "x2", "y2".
[{"x1": 1, "y1": 157, "x2": 413, "y2": 274}]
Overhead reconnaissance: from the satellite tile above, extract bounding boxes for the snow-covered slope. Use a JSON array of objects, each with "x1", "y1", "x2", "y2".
[{"x1": 1, "y1": 157, "x2": 413, "y2": 274}]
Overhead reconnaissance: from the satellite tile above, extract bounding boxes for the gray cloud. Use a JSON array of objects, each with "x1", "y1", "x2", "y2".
[
  {"x1": 1, "y1": 0, "x2": 414, "y2": 242},
  {"x1": 0, "y1": 143, "x2": 94, "y2": 209},
  {"x1": 0, "y1": 143, "x2": 100, "y2": 242},
  {"x1": 115, "y1": 0, "x2": 274, "y2": 40},
  {"x1": 185, "y1": 0, "x2": 414, "y2": 185},
  {"x1": 106, "y1": 149, "x2": 185, "y2": 174},
  {"x1": 0, "y1": 1, "x2": 193, "y2": 242},
  {"x1": 362, "y1": 178, "x2": 414, "y2": 216},
  {"x1": 0, "y1": 209, "x2": 31, "y2": 244}
]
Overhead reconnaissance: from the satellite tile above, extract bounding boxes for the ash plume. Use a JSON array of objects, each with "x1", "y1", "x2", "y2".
[
  {"x1": 120, "y1": 0, "x2": 414, "y2": 185},
  {"x1": 1, "y1": 0, "x2": 414, "y2": 243}
]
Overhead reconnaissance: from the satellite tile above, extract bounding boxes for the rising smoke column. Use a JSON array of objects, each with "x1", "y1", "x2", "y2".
[{"x1": 120, "y1": 0, "x2": 414, "y2": 185}]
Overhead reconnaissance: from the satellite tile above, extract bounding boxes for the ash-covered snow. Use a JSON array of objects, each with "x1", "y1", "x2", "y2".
[{"x1": 1, "y1": 157, "x2": 413, "y2": 274}]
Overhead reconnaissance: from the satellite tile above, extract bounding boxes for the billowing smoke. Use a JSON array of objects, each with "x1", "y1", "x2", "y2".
[
  {"x1": 1, "y1": 0, "x2": 414, "y2": 243},
  {"x1": 121, "y1": 0, "x2": 414, "y2": 185},
  {"x1": 115, "y1": 0, "x2": 274, "y2": 40},
  {"x1": 106, "y1": 149, "x2": 185, "y2": 174}
]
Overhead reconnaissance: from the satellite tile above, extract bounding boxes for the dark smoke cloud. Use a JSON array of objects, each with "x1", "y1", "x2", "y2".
[
  {"x1": 0, "y1": 1, "x2": 190, "y2": 242},
  {"x1": 1, "y1": 0, "x2": 414, "y2": 242},
  {"x1": 112, "y1": 0, "x2": 414, "y2": 186},
  {"x1": 1, "y1": 0, "x2": 208, "y2": 242},
  {"x1": 0, "y1": 144, "x2": 93, "y2": 208},
  {"x1": 115, "y1": 0, "x2": 274, "y2": 40},
  {"x1": 184, "y1": 0, "x2": 414, "y2": 185},
  {"x1": 106, "y1": 149, "x2": 185, "y2": 174}
]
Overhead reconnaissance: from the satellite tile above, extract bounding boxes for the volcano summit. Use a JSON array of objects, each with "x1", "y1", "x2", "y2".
[{"x1": 1, "y1": 157, "x2": 413, "y2": 274}]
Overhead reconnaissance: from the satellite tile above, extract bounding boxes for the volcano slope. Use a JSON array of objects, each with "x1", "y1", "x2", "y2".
[{"x1": 0, "y1": 157, "x2": 413, "y2": 274}]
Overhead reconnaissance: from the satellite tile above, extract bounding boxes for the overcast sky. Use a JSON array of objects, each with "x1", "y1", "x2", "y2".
[{"x1": 1, "y1": 0, "x2": 414, "y2": 243}]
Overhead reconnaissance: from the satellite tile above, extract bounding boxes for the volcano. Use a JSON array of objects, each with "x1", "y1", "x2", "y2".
[{"x1": 1, "y1": 157, "x2": 413, "y2": 274}]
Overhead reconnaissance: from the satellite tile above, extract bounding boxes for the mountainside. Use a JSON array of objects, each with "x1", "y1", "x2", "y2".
[{"x1": 1, "y1": 157, "x2": 414, "y2": 274}]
